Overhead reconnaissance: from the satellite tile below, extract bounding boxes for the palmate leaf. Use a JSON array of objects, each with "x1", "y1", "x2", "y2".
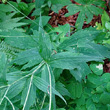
[
  {"x1": 57, "y1": 29, "x2": 110, "y2": 63},
  {"x1": 12, "y1": 48, "x2": 42, "y2": 69},
  {"x1": 50, "y1": 24, "x2": 70, "y2": 37},
  {"x1": 58, "y1": 29, "x2": 101, "y2": 49},
  {"x1": 0, "y1": 12, "x2": 27, "y2": 30},
  {"x1": 51, "y1": 0, "x2": 71, "y2": 13},
  {"x1": 49, "y1": 52, "x2": 103, "y2": 69},
  {"x1": 4, "y1": 36, "x2": 38, "y2": 49},
  {"x1": 0, "y1": 4, "x2": 16, "y2": 12},
  {"x1": 74, "y1": 0, "x2": 105, "y2": 7},
  {"x1": 77, "y1": 42, "x2": 110, "y2": 59},
  {"x1": 0, "y1": 29, "x2": 29, "y2": 37},
  {"x1": 65, "y1": 0, "x2": 104, "y2": 29}
]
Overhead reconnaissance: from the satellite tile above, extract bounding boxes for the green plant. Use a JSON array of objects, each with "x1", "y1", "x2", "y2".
[
  {"x1": 0, "y1": 0, "x2": 110, "y2": 110},
  {"x1": 95, "y1": 11, "x2": 110, "y2": 46},
  {"x1": 50, "y1": 0, "x2": 106, "y2": 29},
  {"x1": 65, "y1": 0, "x2": 106, "y2": 29}
]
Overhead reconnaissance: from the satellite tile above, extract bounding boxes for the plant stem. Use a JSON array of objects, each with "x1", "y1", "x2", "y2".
[
  {"x1": 5, "y1": 96, "x2": 15, "y2": 110},
  {"x1": 40, "y1": 93, "x2": 47, "y2": 110},
  {"x1": 46, "y1": 64, "x2": 52, "y2": 110},
  {"x1": 0, "y1": 86, "x2": 10, "y2": 105}
]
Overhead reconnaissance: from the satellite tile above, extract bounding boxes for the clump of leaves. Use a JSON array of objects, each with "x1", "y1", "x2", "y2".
[
  {"x1": 0, "y1": 0, "x2": 110, "y2": 110},
  {"x1": 65, "y1": 0, "x2": 106, "y2": 29},
  {"x1": 50, "y1": 0, "x2": 106, "y2": 29},
  {"x1": 95, "y1": 11, "x2": 110, "y2": 46}
]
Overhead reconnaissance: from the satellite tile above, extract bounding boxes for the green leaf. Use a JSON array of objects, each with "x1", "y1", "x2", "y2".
[
  {"x1": 51, "y1": 0, "x2": 71, "y2": 13},
  {"x1": 88, "y1": 5, "x2": 103, "y2": 16},
  {"x1": 92, "y1": 0, "x2": 106, "y2": 8},
  {"x1": 105, "y1": 22, "x2": 110, "y2": 31},
  {"x1": 13, "y1": 48, "x2": 42, "y2": 66},
  {"x1": 5, "y1": 37, "x2": 38, "y2": 49},
  {"x1": 92, "y1": 94, "x2": 100, "y2": 103},
  {"x1": 100, "y1": 92, "x2": 110, "y2": 104},
  {"x1": 41, "y1": 65, "x2": 55, "y2": 86},
  {"x1": 50, "y1": 24, "x2": 70, "y2": 36},
  {"x1": 6, "y1": 71, "x2": 27, "y2": 84},
  {"x1": 75, "y1": 95, "x2": 85, "y2": 106},
  {"x1": 67, "y1": 81, "x2": 82, "y2": 99},
  {"x1": 96, "y1": 85, "x2": 104, "y2": 93},
  {"x1": 38, "y1": 33, "x2": 52, "y2": 61},
  {"x1": 51, "y1": 4, "x2": 63, "y2": 13},
  {"x1": 35, "y1": 0, "x2": 45, "y2": 8},
  {"x1": 101, "y1": 73, "x2": 110, "y2": 83},
  {"x1": 55, "y1": 82, "x2": 70, "y2": 97},
  {"x1": 75, "y1": 105, "x2": 86, "y2": 110},
  {"x1": 37, "y1": 15, "x2": 52, "y2": 61},
  {"x1": 101, "y1": 11, "x2": 110, "y2": 28},
  {"x1": 88, "y1": 74, "x2": 102, "y2": 86},
  {"x1": 51, "y1": 0, "x2": 71, "y2": 5},
  {"x1": 0, "y1": 52, "x2": 7, "y2": 81},
  {"x1": 0, "y1": 13, "x2": 27, "y2": 30},
  {"x1": 21, "y1": 79, "x2": 36, "y2": 110},
  {"x1": 32, "y1": 8, "x2": 41, "y2": 16},
  {"x1": 41, "y1": 64, "x2": 50, "y2": 84},
  {"x1": 31, "y1": 16, "x2": 51, "y2": 30},
  {"x1": 70, "y1": 63, "x2": 91, "y2": 82},
  {"x1": 0, "y1": 29, "x2": 28, "y2": 37},
  {"x1": 66, "y1": 1, "x2": 104, "y2": 28},
  {"x1": 57, "y1": 108, "x2": 65, "y2": 110},
  {"x1": 0, "y1": 4, "x2": 16, "y2": 12},
  {"x1": 90, "y1": 63, "x2": 103, "y2": 75},
  {"x1": 74, "y1": 0, "x2": 89, "y2": 4},
  {"x1": 86, "y1": 99, "x2": 94, "y2": 109},
  {"x1": 53, "y1": 68, "x2": 63, "y2": 80},
  {"x1": 7, "y1": 80, "x2": 25, "y2": 99},
  {"x1": 65, "y1": 4, "x2": 80, "y2": 17},
  {"x1": 58, "y1": 29, "x2": 100, "y2": 49},
  {"x1": 85, "y1": 9, "x2": 93, "y2": 24},
  {"x1": 18, "y1": 2, "x2": 28, "y2": 10},
  {"x1": 75, "y1": 9, "x2": 85, "y2": 29},
  {"x1": 82, "y1": 44, "x2": 109, "y2": 58},
  {"x1": 33, "y1": 76, "x2": 66, "y2": 103},
  {"x1": 49, "y1": 52, "x2": 103, "y2": 69},
  {"x1": 88, "y1": 104, "x2": 96, "y2": 110},
  {"x1": 106, "y1": 82, "x2": 110, "y2": 92},
  {"x1": 0, "y1": 88, "x2": 7, "y2": 102}
]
